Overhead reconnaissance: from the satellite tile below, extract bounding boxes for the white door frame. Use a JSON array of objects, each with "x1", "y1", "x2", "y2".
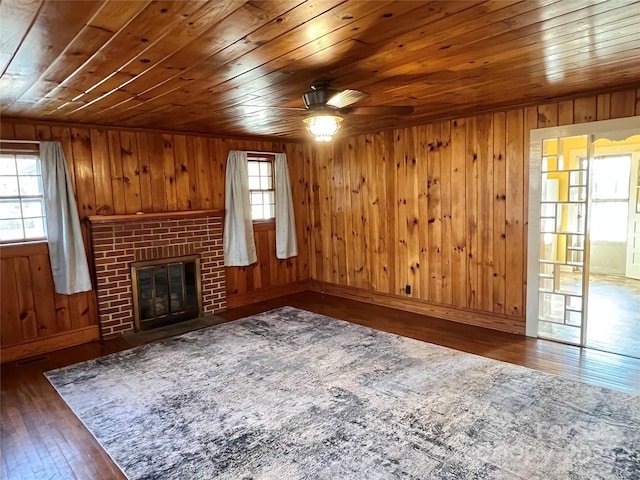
[
  {"x1": 526, "y1": 116, "x2": 640, "y2": 338},
  {"x1": 626, "y1": 153, "x2": 640, "y2": 279}
]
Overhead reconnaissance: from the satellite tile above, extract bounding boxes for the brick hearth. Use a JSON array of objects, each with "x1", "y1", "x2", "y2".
[{"x1": 87, "y1": 210, "x2": 225, "y2": 338}]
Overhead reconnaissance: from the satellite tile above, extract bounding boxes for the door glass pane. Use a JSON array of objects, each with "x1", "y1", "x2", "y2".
[
  {"x1": 541, "y1": 203, "x2": 556, "y2": 217},
  {"x1": 569, "y1": 187, "x2": 586, "y2": 202},
  {"x1": 541, "y1": 218, "x2": 555, "y2": 232},
  {"x1": 559, "y1": 136, "x2": 588, "y2": 170},
  {"x1": 537, "y1": 135, "x2": 588, "y2": 346},
  {"x1": 566, "y1": 310, "x2": 582, "y2": 327},
  {"x1": 557, "y1": 203, "x2": 585, "y2": 234},
  {"x1": 539, "y1": 277, "x2": 553, "y2": 291},
  {"x1": 569, "y1": 170, "x2": 587, "y2": 186},
  {"x1": 557, "y1": 267, "x2": 582, "y2": 294},
  {"x1": 538, "y1": 321, "x2": 581, "y2": 344},
  {"x1": 567, "y1": 234, "x2": 584, "y2": 249},
  {"x1": 567, "y1": 296, "x2": 582, "y2": 311},
  {"x1": 539, "y1": 293, "x2": 564, "y2": 322},
  {"x1": 540, "y1": 233, "x2": 565, "y2": 262},
  {"x1": 540, "y1": 262, "x2": 554, "y2": 275},
  {"x1": 542, "y1": 138, "x2": 558, "y2": 157}
]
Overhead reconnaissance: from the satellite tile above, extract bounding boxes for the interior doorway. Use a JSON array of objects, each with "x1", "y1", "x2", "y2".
[
  {"x1": 527, "y1": 117, "x2": 640, "y2": 359},
  {"x1": 586, "y1": 140, "x2": 640, "y2": 358}
]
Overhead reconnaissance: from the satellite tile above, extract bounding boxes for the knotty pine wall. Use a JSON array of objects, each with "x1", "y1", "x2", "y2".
[
  {"x1": 0, "y1": 120, "x2": 310, "y2": 356},
  {"x1": 307, "y1": 88, "x2": 639, "y2": 334},
  {"x1": 1, "y1": 87, "x2": 637, "y2": 356}
]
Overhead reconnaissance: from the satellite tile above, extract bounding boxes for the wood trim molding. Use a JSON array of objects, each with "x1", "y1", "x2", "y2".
[
  {"x1": 0, "y1": 325, "x2": 100, "y2": 363},
  {"x1": 0, "y1": 241, "x2": 48, "y2": 257},
  {"x1": 226, "y1": 280, "x2": 310, "y2": 308},
  {"x1": 310, "y1": 280, "x2": 526, "y2": 335},
  {"x1": 86, "y1": 209, "x2": 224, "y2": 224},
  {"x1": 252, "y1": 220, "x2": 275, "y2": 232}
]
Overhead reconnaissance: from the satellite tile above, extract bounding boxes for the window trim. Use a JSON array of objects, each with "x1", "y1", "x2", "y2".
[
  {"x1": 247, "y1": 153, "x2": 276, "y2": 223},
  {"x1": 0, "y1": 147, "x2": 47, "y2": 245}
]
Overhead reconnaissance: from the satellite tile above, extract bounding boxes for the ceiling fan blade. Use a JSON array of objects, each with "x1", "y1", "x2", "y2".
[
  {"x1": 242, "y1": 105, "x2": 307, "y2": 111},
  {"x1": 326, "y1": 89, "x2": 369, "y2": 108},
  {"x1": 345, "y1": 105, "x2": 414, "y2": 115}
]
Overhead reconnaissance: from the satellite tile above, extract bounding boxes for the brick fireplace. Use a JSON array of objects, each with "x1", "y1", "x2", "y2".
[{"x1": 87, "y1": 210, "x2": 226, "y2": 338}]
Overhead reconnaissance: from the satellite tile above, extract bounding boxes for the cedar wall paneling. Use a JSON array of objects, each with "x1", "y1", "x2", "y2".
[
  {"x1": 307, "y1": 88, "x2": 640, "y2": 333},
  {"x1": 0, "y1": 121, "x2": 310, "y2": 354},
  {"x1": 0, "y1": 242, "x2": 98, "y2": 359}
]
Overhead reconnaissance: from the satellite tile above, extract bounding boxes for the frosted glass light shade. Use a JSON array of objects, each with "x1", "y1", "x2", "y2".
[{"x1": 303, "y1": 115, "x2": 343, "y2": 142}]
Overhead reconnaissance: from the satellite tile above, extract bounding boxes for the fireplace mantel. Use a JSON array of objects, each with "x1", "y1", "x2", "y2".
[{"x1": 87, "y1": 209, "x2": 224, "y2": 225}]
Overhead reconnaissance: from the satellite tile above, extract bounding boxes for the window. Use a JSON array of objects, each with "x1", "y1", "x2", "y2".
[
  {"x1": 0, "y1": 152, "x2": 46, "y2": 243},
  {"x1": 590, "y1": 155, "x2": 631, "y2": 242},
  {"x1": 248, "y1": 156, "x2": 275, "y2": 220}
]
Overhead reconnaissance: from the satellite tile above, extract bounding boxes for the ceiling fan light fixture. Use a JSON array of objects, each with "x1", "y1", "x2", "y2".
[{"x1": 303, "y1": 114, "x2": 343, "y2": 142}]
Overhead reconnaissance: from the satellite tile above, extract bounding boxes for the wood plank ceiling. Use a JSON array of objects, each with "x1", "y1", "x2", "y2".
[{"x1": 1, "y1": 0, "x2": 639, "y2": 141}]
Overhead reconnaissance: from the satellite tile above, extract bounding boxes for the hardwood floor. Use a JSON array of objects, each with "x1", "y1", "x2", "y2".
[
  {"x1": 586, "y1": 274, "x2": 640, "y2": 359},
  {"x1": 2, "y1": 291, "x2": 639, "y2": 479}
]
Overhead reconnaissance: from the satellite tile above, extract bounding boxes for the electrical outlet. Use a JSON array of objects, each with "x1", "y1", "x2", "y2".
[{"x1": 405, "y1": 284, "x2": 411, "y2": 295}]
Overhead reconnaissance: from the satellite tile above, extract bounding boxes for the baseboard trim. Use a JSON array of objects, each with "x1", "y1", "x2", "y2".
[
  {"x1": 1, "y1": 325, "x2": 100, "y2": 363},
  {"x1": 310, "y1": 280, "x2": 525, "y2": 335},
  {"x1": 226, "y1": 280, "x2": 310, "y2": 308}
]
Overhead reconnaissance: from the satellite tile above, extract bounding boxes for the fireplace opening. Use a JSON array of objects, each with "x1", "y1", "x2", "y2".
[{"x1": 131, "y1": 255, "x2": 202, "y2": 331}]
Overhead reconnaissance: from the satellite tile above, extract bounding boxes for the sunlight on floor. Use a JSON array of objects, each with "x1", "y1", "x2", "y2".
[{"x1": 586, "y1": 274, "x2": 640, "y2": 359}]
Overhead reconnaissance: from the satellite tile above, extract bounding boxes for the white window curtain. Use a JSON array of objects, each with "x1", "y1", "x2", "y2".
[
  {"x1": 40, "y1": 141, "x2": 92, "y2": 294},
  {"x1": 274, "y1": 153, "x2": 298, "y2": 259},
  {"x1": 224, "y1": 150, "x2": 257, "y2": 266}
]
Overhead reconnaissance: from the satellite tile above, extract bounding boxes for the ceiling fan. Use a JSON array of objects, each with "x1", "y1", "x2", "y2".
[
  {"x1": 300, "y1": 80, "x2": 414, "y2": 116},
  {"x1": 255, "y1": 80, "x2": 414, "y2": 141}
]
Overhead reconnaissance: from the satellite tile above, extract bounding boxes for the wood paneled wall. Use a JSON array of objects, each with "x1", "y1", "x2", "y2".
[
  {"x1": 0, "y1": 242, "x2": 96, "y2": 350},
  {"x1": 307, "y1": 88, "x2": 640, "y2": 333},
  {"x1": 1, "y1": 87, "x2": 637, "y2": 353},
  {"x1": 0, "y1": 120, "x2": 310, "y2": 353}
]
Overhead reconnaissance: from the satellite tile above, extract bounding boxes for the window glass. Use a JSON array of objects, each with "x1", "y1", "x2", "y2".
[
  {"x1": 590, "y1": 202, "x2": 628, "y2": 242},
  {"x1": 591, "y1": 155, "x2": 631, "y2": 200},
  {"x1": 0, "y1": 155, "x2": 17, "y2": 175},
  {"x1": 0, "y1": 153, "x2": 47, "y2": 243},
  {"x1": 247, "y1": 157, "x2": 275, "y2": 220},
  {"x1": 589, "y1": 155, "x2": 632, "y2": 242}
]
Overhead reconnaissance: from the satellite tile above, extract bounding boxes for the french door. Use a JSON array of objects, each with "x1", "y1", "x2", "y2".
[
  {"x1": 526, "y1": 117, "x2": 640, "y2": 346},
  {"x1": 626, "y1": 155, "x2": 640, "y2": 280},
  {"x1": 536, "y1": 135, "x2": 590, "y2": 345}
]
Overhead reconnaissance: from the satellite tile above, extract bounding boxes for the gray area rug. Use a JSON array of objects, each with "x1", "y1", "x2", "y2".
[{"x1": 46, "y1": 307, "x2": 640, "y2": 479}]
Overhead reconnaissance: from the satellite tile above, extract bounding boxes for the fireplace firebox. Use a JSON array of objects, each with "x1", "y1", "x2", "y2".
[{"x1": 131, "y1": 255, "x2": 202, "y2": 331}]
